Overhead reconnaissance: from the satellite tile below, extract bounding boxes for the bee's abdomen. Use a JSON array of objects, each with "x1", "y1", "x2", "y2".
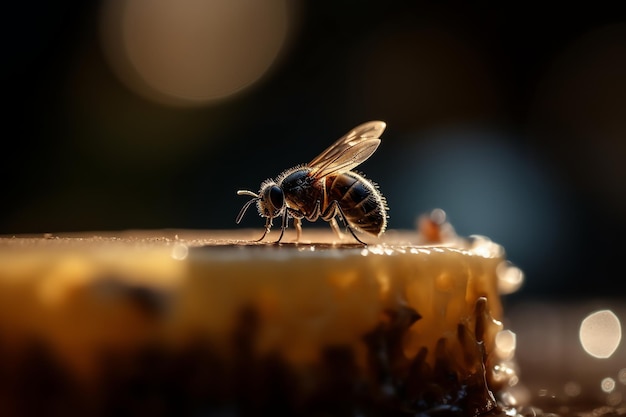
[{"x1": 327, "y1": 172, "x2": 387, "y2": 236}]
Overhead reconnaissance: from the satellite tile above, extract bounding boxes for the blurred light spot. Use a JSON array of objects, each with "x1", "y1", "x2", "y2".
[
  {"x1": 469, "y1": 235, "x2": 504, "y2": 258},
  {"x1": 619, "y1": 368, "x2": 626, "y2": 385},
  {"x1": 563, "y1": 381, "x2": 581, "y2": 397},
  {"x1": 503, "y1": 407, "x2": 518, "y2": 417},
  {"x1": 496, "y1": 261, "x2": 524, "y2": 294},
  {"x1": 492, "y1": 363, "x2": 518, "y2": 386},
  {"x1": 389, "y1": 130, "x2": 572, "y2": 290},
  {"x1": 579, "y1": 310, "x2": 622, "y2": 358},
  {"x1": 495, "y1": 329, "x2": 516, "y2": 360},
  {"x1": 171, "y1": 243, "x2": 189, "y2": 260},
  {"x1": 416, "y1": 208, "x2": 458, "y2": 244},
  {"x1": 601, "y1": 377, "x2": 616, "y2": 393},
  {"x1": 430, "y1": 208, "x2": 447, "y2": 224},
  {"x1": 504, "y1": 385, "x2": 531, "y2": 408},
  {"x1": 435, "y1": 273, "x2": 453, "y2": 292},
  {"x1": 499, "y1": 391, "x2": 518, "y2": 407},
  {"x1": 101, "y1": 0, "x2": 289, "y2": 105}
]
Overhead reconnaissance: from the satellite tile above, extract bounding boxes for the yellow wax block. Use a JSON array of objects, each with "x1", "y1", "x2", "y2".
[{"x1": 0, "y1": 230, "x2": 518, "y2": 416}]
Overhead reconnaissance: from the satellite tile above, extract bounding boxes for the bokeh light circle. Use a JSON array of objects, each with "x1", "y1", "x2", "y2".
[
  {"x1": 101, "y1": 0, "x2": 289, "y2": 105},
  {"x1": 579, "y1": 309, "x2": 622, "y2": 359}
]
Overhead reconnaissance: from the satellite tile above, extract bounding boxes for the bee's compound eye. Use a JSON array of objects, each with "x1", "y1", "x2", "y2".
[{"x1": 269, "y1": 186, "x2": 284, "y2": 209}]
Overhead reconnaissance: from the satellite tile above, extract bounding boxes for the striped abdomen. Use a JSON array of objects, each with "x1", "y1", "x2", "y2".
[{"x1": 325, "y1": 172, "x2": 388, "y2": 236}]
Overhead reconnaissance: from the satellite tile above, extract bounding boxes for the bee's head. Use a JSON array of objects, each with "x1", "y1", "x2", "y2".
[
  {"x1": 257, "y1": 180, "x2": 285, "y2": 218},
  {"x1": 236, "y1": 180, "x2": 285, "y2": 224}
]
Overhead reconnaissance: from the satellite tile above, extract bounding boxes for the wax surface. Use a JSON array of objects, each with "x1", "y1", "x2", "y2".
[{"x1": 0, "y1": 229, "x2": 516, "y2": 416}]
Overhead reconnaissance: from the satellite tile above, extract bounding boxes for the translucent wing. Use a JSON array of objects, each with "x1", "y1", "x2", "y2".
[{"x1": 308, "y1": 120, "x2": 386, "y2": 179}]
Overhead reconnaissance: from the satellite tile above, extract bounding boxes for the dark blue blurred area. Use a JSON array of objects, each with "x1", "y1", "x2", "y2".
[{"x1": 2, "y1": 1, "x2": 626, "y2": 299}]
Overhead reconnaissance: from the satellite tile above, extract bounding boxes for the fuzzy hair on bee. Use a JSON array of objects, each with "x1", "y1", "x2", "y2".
[{"x1": 236, "y1": 121, "x2": 389, "y2": 244}]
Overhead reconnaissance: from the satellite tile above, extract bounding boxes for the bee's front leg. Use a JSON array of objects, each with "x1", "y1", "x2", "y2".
[{"x1": 256, "y1": 216, "x2": 273, "y2": 242}]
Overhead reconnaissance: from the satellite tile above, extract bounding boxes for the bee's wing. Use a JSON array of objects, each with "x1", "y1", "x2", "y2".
[{"x1": 308, "y1": 121, "x2": 386, "y2": 179}]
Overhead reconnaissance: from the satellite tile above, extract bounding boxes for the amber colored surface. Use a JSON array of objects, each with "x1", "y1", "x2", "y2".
[{"x1": 0, "y1": 230, "x2": 515, "y2": 416}]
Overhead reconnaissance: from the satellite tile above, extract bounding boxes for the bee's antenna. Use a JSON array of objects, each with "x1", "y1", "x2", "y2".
[
  {"x1": 236, "y1": 190, "x2": 260, "y2": 224},
  {"x1": 237, "y1": 190, "x2": 259, "y2": 198}
]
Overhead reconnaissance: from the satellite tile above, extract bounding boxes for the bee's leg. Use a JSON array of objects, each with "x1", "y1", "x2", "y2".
[
  {"x1": 255, "y1": 230, "x2": 268, "y2": 242},
  {"x1": 345, "y1": 223, "x2": 367, "y2": 245},
  {"x1": 321, "y1": 201, "x2": 343, "y2": 239},
  {"x1": 287, "y1": 207, "x2": 306, "y2": 242},
  {"x1": 274, "y1": 210, "x2": 289, "y2": 244},
  {"x1": 318, "y1": 200, "x2": 343, "y2": 241},
  {"x1": 294, "y1": 217, "x2": 303, "y2": 241},
  {"x1": 255, "y1": 217, "x2": 272, "y2": 242},
  {"x1": 329, "y1": 217, "x2": 344, "y2": 240},
  {"x1": 322, "y1": 201, "x2": 366, "y2": 245}
]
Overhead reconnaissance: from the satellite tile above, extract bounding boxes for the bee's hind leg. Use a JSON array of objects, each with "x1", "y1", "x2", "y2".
[
  {"x1": 331, "y1": 215, "x2": 366, "y2": 245},
  {"x1": 324, "y1": 201, "x2": 367, "y2": 246},
  {"x1": 345, "y1": 224, "x2": 367, "y2": 245}
]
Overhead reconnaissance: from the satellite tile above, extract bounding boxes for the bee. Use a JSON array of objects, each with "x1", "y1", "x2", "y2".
[{"x1": 236, "y1": 121, "x2": 389, "y2": 244}]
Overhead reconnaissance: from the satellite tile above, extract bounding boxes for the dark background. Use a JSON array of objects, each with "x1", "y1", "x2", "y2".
[{"x1": 3, "y1": 1, "x2": 626, "y2": 299}]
